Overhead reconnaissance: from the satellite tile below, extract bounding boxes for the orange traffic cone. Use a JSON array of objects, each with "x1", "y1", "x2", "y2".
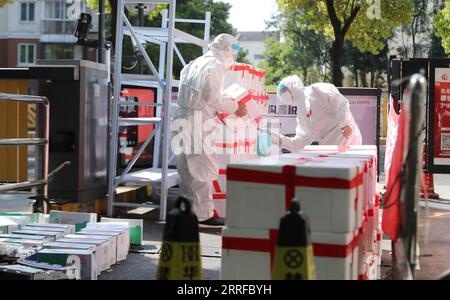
[{"x1": 421, "y1": 172, "x2": 440, "y2": 199}]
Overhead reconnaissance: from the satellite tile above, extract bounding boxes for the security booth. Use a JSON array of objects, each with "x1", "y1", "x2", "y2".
[
  {"x1": 389, "y1": 58, "x2": 450, "y2": 174},
  {"x1": 0, "y1": 60, "x2": 109, "y2": 204}
]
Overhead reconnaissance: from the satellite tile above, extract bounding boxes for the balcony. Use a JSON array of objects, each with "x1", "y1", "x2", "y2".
[{"x1": 42, "y1": 20, "x2": 76, "y2": 35}]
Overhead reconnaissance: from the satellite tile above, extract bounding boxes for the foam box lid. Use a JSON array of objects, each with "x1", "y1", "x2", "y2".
[{"x1": 227, "y1": 155, "x2": 361, "y2": 180}]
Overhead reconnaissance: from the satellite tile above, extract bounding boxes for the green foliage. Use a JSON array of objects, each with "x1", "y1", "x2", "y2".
[
  {"x1": 277, "y1": 0, "x2": 412, "y2": 55},
  {"x1": 434, "y1": 1, "x2": 450, "y2": 54},
  {"x1": 0, "y1": 0, "x2": 12, "y2": 7},
  {"x1": 260, "y1": 10, "x2": 331, "y2": 85},
  {"x1": 86, "y1": 0, "x2": 165, "y2": 19}
]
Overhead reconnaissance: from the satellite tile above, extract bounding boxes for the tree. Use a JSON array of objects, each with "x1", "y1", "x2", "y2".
[
  {"x1": 0, "y1": 0, "x2": 12, "y2": 7},
  {"x1": 260, "y1": 10, "x2": 331, "y2": 85},
  {"x1": 434, "y1": 0, "x2": 450, "y2": 54},
  {"x1": 277, "y1": 0, "x2": 412, "y2": 86},
  {"x1": 342, "y1": 41, "x2": 388, "y2": 88},
  {"x1": 396, "y1": 0, "x2": 431, "y2": 58}
]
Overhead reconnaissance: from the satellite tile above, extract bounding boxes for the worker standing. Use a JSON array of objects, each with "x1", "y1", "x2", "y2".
[
  {"x1": 270, "y1": 75, "x2": 362, "y2": 152},
  {"x1": 172, "y1": 34, "x2": 247, "y2": 227}
]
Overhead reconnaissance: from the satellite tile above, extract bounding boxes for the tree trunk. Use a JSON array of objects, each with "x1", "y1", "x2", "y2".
[
  {"x1": 354, "y1": 68, "x2": 359, "y2": 87},
  {"x1": 331, "y1": 36, "x2": 344, "y2": 86}
]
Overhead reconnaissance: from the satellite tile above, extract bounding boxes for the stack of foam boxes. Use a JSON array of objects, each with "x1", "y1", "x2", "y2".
[
  {"x1": 221, "y1": 145, "x2": 380, "y2": 280},
  {"x1": 302, "y1": 145, "x2": 382, "y2": 280},
  {"x1": 212, "y1": 63, "x2": 269, "y2": 218}
]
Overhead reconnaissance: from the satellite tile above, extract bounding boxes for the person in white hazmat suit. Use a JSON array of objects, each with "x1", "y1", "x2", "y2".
[
  {"x1": 271, "y1": 75, "x2": 362, "y2": 151},
  {"x1": 172, "y1": 34, "x2": 247, "y2": 227}
]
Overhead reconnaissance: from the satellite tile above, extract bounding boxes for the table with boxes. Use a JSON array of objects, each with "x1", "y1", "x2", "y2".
[{"x1": 221, "y1": 145, "x2": 382, "y2": 280}]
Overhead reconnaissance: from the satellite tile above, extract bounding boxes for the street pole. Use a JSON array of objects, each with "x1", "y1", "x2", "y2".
[
  {"x1": 137, "y1": 3, "x2": 145, "y2": 74},
  {"x1": 98, "y1": 0, "x2": 106, "y2": 63}
]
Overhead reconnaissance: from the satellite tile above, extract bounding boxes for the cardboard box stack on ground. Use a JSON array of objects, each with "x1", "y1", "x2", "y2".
[
  {"x1": 221, "y1": 150, "x2": 379, "y2": 280},
  {"x1": 100, "y1": 217, "x2": 143, "y2": 245},
  {"x1": 49, "y1": 211, "x2": 97, "y2": 232},
  {"x1": 213, "y1": 63, "x2": 269, "y2": 218}
]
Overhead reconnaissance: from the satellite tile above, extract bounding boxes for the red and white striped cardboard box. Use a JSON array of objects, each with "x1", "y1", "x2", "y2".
[
  {"x1": 226, "y1": 155, "x2": 365, "y2": 234},
  {"x1": 221, "y1": 227, "x2": 360, "y2": 280}
]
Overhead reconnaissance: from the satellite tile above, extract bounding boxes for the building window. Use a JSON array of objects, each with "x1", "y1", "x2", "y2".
[
  {"x1": 254, "y1": 54, "x2": 264, "y2": 60},
  {"x1": 43, "y1": 44, "x2": 82, "y2": 60},
  {"x1": 18, "y1": 44, "x2": 36, "y2": 66},
  {"x1": 20, "y1": 2, "x2": 35, "y2": 22}
]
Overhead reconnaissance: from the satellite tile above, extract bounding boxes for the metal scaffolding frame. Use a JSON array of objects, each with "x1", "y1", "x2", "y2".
[
  {"x1": 0, "y1": 93, "x2": 49, "y2": 203},
  {"x1": 108, "y1": 0, "x2": 211, "y2": 220}
]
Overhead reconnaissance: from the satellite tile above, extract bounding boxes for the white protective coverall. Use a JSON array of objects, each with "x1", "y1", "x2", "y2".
[
  {"x1": 172, "y1": 34, "x2": 240, "y2": 221},
  {"x1": 272, "y1": 75, "x2": 362, "y2": 152}
]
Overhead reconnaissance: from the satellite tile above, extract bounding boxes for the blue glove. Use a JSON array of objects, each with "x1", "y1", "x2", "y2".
[{"x1": 256, "y1": 132, "x2": 272, "y2": 157}]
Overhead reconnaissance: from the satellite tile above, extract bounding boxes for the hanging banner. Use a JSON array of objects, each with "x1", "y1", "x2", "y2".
[{"x1": 433, "y1": 68, "x2": 450, "y2": 167}]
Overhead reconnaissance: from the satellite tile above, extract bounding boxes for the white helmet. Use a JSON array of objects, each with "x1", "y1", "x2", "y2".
[
  {"x1": 277, "y1": 75, "x2": 304, "y2": 106},
  {"x1": 209, "y1": 33, "x2": 240, "y2": 68}
]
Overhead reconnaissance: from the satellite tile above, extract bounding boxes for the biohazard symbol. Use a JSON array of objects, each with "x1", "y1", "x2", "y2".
[
  {"x1": 160, "y1": 244, "x2": 173, "y2": 262},
  {"x1": 284, "y1": 250, "x2": 303, "y2": 269}
]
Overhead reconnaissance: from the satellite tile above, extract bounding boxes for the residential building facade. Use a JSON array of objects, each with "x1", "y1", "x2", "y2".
[
  {"x1": 0, "y1": 0, "x2": 98, "y2": 68},
  {"x1": 237, "y1": 31, "x2": 280, "y2": 67}
]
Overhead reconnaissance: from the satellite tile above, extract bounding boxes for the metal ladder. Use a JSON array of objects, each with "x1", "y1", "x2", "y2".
[{"x1": 108, "y1": 0, "x2": 210, "y2": 221}]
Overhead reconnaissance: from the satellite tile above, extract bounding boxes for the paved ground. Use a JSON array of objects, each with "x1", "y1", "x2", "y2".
[{"x1": 99, "y1": 174, "x2": 450, "y2": 280}]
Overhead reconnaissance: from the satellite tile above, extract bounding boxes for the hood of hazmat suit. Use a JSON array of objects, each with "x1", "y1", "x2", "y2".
[
  {"x1": 172, "y1": 34, "x2": 240, "y2": 221},
  {"x1": 272, "y1": 78, "x2": 362, "y2": 152}
]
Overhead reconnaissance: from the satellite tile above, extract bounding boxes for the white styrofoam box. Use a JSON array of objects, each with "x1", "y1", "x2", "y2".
[
  {"x1": 36, "y1": 248, "x2": 97, "y2": 280},
  {"x1": 65, "y1": 234, "x2": 116, "y2": 266},
  {"x1": 100, "y1": 218, "x2": 143, "y2": 245},
  {"x1": 77, "y1": 230, "x2": 127, "y2": 262},
  {"x1": 0, "y1": 238, "x2": 44, "y2": 249},
  {"x1": 0, "y1": 212, "x2": 46, "y2": 224},
  {"x1": 213, "y1": 193, "x2": 226, "y2": 218},
  {"x1": 43, "y1": 242, "x2": 100, "y2": 277},
  {"x1": 303, "y1": 145, "x2": 377, "y2": 204},
  {"x1": 223, "y1": 83, "x2": 250, "y2": 102},
  {"x1": 300, "y1": 148, "x2": 377, "y2": 210},
  {"x1": 22, "y1": 226, "x2": 72, "y2": 238},
  {"x1": 221, "y1": 227, "x2": 359, "y2": 280},
  {"x1": 226, "y1": 155, "x2": 364, "y2": 233},
  {"x1": 26, "y1": 223, "x2": 76, "y2": 235},
  {"x1": 284, "y1": 153, "x2": 367, "y2": 229},
  {"x1": 11, "y1": 229, "x2": 64, "y2": 241},
  {"x1": 57, "y1": 239, "x2": 109, "y2": 272},
  {"x1": 49, "y1": 211, "x2": 97, "y2": 232},
  {"x1": 84, "y1": 223, "x2": 130, "y2": 257},
  {"x1": 0, "y1": 233, "x2": 54, "y2": 243},
  {"x1": 0, "y1": 216, "x2": 27, "y2": 233},
  {"x1": 74, "y1": 230, "x2": 118, "y2": 265}
]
